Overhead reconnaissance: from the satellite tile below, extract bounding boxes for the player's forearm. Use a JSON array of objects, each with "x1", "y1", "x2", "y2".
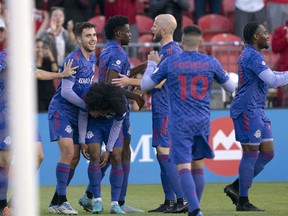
[
  {"x1": 106, "y1": 119, "x2": 123, "y2": 152},
  {"x1": 129, "y1": 61, "x2": 147, "y2": 77},
  {"x1": 78, "y1": 110, "x2": 88, "y2": 144},
  {"x1": 259, "y1": 68, "x2": 288, "y2": 88},
  {"x1": 35, "y1": 69, "x2": 59, "y2": 80},
  {"x1": 61, "y1": 79, "x2": 86, "y2": 109},
  {"x1": 141, "y1": 61, "x2": 157, "y2": 91}
]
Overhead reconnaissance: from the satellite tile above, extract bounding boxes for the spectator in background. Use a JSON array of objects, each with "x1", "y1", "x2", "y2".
[
  {"x1": 105, "y1": 0, "x2": 140, "y2": 44},
  {"x1": 194, "y1": 0, "x2": 222, "y2": 24},
  {"x1": 34, "y1": 0, "x2": 49, "y2": 38},
  {"x1": 0, "y1": 17, "x2": 6, "y2": 51},
  {"x1": 233, "y1": 0, "x2": 269, "y2": 40},
  {"x1": 267, "y1": 0, "x2": 288, "y2": 33},
  {"x1": 272, "y1": 20, "x2": 288, "y2": 106},
  {"x1": 86, "y1": 0, "x2": 105, "y2": 19},
  {"x1": 49, "y1": 0, "x2": 90, "y2": 27},
  {"x1": 38, "y1": 6, "x2": 77, "y2": 67},
  {"x1": 35, "y1": 38, "x2": 58, "y2": 113},
  {"x1": 149, "y1": 0, "x2": 190, "y2": 42}
]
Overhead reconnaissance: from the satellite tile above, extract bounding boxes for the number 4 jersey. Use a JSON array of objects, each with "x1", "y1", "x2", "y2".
[{"x1": 150, "y1": 50, "x2": 229, "y2": 136}]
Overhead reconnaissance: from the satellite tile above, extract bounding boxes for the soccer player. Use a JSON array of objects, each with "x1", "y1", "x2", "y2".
[
  {"x1": 78, "y1": 83, "x2": 128, "y2": 214},
  {"x1": 47, "y1": 22, "x2": 97, "y2": 215},
  {"x1": 141, "y1": 25, "x2": 235, "y2": 216},
  {"x1": 112, "y1": 14, "x2": 187, "y2": 213},
  {"x1": 79, "y1": 15, "x2": 144, "y2": 214},
  {"x1": 224, "y1": 22, "x2": 288, "y2": 211},
  {"x1": 0, "y1": 52, "x2": 77, "y2": 216}
]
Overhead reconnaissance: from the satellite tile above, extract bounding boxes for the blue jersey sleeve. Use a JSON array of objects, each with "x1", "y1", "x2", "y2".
[
  {"x1": 150, "y1": 58, "x2": 169, "y2": 84},
  {"x1": 107, "y1": 52, "x2": 127, "y2": 74},
  {"x1": 213, "y1": 58, "x2": 230, "y2": 84}
]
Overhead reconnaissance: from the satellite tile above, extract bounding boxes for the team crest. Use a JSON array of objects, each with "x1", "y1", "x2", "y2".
[
  {"x1": 261, "y1": 61, "x2": 266, "y2": 65},
  {"x1": 86, "y1": 131, "x2": 94, "y2": 139},
  {"x1": 65, "y1": 125, "x2": 72, "y2": 134},
  {"x1": 254, "y1": 129, "x2": 261, "y2": 138},
  {"x1": 4, "y1": 136, "x2": 12, "y2": 145},
  {"x1": 116, "y1": 60, "x2": 121, "y2": 65}
]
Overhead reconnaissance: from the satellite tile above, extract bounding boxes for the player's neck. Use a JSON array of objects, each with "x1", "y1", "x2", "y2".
[
  {"x1": 80, "y1": 48, "x2": 90, "y2": 61},
  {"x1": 160, "y1": 36, "x2": 174, "y2": 47}
]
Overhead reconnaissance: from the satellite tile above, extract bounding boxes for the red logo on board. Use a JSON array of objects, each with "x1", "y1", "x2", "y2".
[{"x1": 205, "y1": 117, "x2": 242, "y2": 176}]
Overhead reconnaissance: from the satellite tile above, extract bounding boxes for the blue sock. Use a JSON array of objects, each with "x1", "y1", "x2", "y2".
[
  {"x1": 119, "y1": 162, "x2": 130, "y2": 202},
  {"x1": 239, "y1": 151, "x2": 258, "y2": 197},
  {"x1": 167, "y1": 161, "x2": 184, "y2": 199},
  {"x1": 101, "y1": 161, "x2": 111, "y2": 180},
  {"x1": 191, "y1": 169, "x2": 204, "y2": 202},
  {"x1": 56, "y1": 163, "x2": 70, "y2": 196},
  {"x1": 0, "y1": 166, "x2": 8, "y2": 200},
  {"x1": 88, "y1": 163, "x2": 102, "y2": 198},
  {"x1": 110, "y1": 166, "x2": 124, "y2": 202},
  {"x1": 67, "y1": 168, "x2": 75, "y2": 186},
  {"x1": 254, "y1": 152, "x2": 274, "y2": 177},
  {"x1": 178, "y1": 169, "x2": 199, "y2": 212},
  {"x1": 157, "y1": 154, "x2": 175, "y2": 200}
]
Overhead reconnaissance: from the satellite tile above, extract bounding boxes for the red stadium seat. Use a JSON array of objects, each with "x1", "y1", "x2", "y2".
[
  {"x1": 222, "y1": 0, "x2": 235, "y2": 32},
  {"x1": 88, "y1": 15, "x2": 106, "y2": 43},
  {"x1": 137, "y1": 34, "x2": 153, "y2": 61},
  {"x1": 198, "y1": 14, "x2": 230, "y2": 42},
  {"x1": 136, "y1": 15, "x2": 153, "y2": 36},
  {"x1": 210, "y1": 33, "x2": 242, "y2": 73},
  {"x1": 182, "y1": 15, "x2": 194, "y2": 30},
  {"x1": 129, "y1": 57, "x2": 142, "y2": 68}
]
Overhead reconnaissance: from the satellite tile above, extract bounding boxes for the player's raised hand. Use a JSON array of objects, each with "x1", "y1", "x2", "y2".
[
  {"x1": 61, "y1": 59, "x2": 78, "y2": 78},
  {"x1": 148, "y1": 50, "x2": 162, "y2": 64},
  {"x1": 111, "y1": 74, "x2": 130, "y2": 88}
]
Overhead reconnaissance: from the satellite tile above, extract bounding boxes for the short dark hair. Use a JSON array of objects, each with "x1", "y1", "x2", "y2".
[
  {"x1": 85, "y1": 83, "x2": 126, "y2": 115},
  {"x1": 74, "y1": 22, "x2": 95, "y2": 37},
  {"x1": 243, "y1": 22, "x2": 260, "y2": 45},
  {"x1": 104, "y1": 16, "x2": 129, "y2": 40},
  {"x1": 183, "y1": 25, "x2": 202, "y2": 37}
]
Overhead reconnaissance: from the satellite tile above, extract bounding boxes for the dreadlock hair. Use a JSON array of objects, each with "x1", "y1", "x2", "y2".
[
  {"x1": 74, "y1": 22, "x2": 95, "y2": 37},
  {"x1": 243, "y1": 22, "x2": 260, "y2": 45},
  {"x1": 104, "y1": 15, "x2": 129, "y2": 40},
  {"x1": 85, "y1": 83, "x2": 126, "y2": 116}
]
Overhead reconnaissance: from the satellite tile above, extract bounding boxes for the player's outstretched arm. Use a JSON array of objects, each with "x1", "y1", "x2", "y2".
[
  {"x1": 111, "y1": 74, "x2": 141, "y2": 88},
  {"x1": 129, "y1": 61, "x2": 147, "y2": 78},
  {"x1": 106, "y1": 69, "x2": 145, "y2": 110},
  {"x1": 35, "y1": 59, "x2": 78, "y2": 80}
]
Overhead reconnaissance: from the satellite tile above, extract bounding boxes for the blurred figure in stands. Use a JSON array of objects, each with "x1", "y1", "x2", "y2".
[
  {"x1": 34, "y1": 0, "x2": 49, "y2": 38},
  {"x1": 38, "y1": 6, "x2": 77, "y2": 67},
  {"x1": 0, "y1": 17, "x2": 6, "y2": 51},
  {"x1": 272, "y1": 20, "x2": 288, "y2": 106},
  {"x1": 233, "y1": 0, "x2": 269, "y2": 39},
  {"x1": 194, "y1": 0, "x2": 222, "y2": 24},
  {"x1": 35, "y1": 38, "x2": 59, "y2": 112},
  {"x1": 149, "y1": 0, "x2": 190, "y2": 42},
  {"x1": 267, "y1": 0, "x2": 288, "y2": 33}
]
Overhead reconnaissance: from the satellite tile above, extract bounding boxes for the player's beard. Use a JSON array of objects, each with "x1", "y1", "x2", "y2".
[{"x1": 153, "y1": 32, "x2": 162, "y2": 43}]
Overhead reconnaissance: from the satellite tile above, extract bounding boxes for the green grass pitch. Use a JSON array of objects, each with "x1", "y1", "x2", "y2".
[{"x1": 39, "y1": 182, "x2": 288, "y2": 215}]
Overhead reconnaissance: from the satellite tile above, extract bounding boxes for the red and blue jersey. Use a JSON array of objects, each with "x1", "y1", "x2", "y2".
[
  {"x1": 230, "y1": 45, "x2": 269, "y2": 119},
  {"x1": 151, "y1": 50, "x2": 229, "y2": 135},
  {"x1": 98, "y1": 40, "x2": 130, "y2": 84},
  {"x1": 48, "y1": 48, "x2": 96, "y2": 124},
  {"x1": 151, "y1": 41, "x2": 182, "y2": 118}
]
